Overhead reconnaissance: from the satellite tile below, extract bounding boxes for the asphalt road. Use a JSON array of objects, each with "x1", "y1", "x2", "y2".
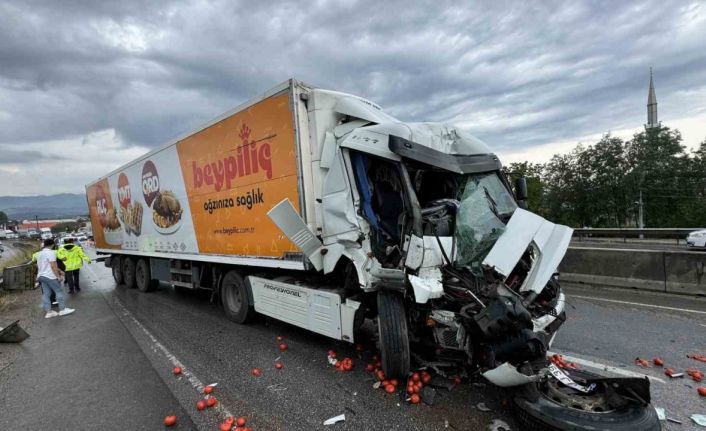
[{"x1": 3, "y1": 256, "x2": 706, "y2": 430}]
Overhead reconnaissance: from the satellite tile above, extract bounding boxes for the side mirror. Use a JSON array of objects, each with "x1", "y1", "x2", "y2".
[{"x1": 515, "y1": 177, "x2": 528, "y2": 209}]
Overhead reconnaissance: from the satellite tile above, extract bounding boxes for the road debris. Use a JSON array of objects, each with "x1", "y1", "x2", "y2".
[
  {"x1": 655, "y1": 407, "x2": 665, "y2": 421},
  {"x1": 323, "y1": 414, "x2": 345, "y2": 425},
  {"x1": 687, "y1": 368, "x2": 704, "y2": 382},
  {"x1": 664, "y1": 368, "x2": 683, "y2": 378},
  {"x1": 688, "y1": 353, "x2": 706, "y2": 364},
  {"x1": 477, "y1": 402, "x2": 492, "y2": 412},
  {"x1": 488, "y1": 419, "x2": 511, "y2": 430},
  {"x1": 163, "y1": 415, "x2": 177, "y2": 427},
  {"x1": 550, "y1": 353, "x2": 579, "y2": 370},
  {"x1": 666, "y1": 417, "x2": 682, "y2": 424},
  {"x1": 692, "y1": 414, "x2": 706, "y2": 427},
  {"x1": 634, "y1": 358, "x2": 650, "y2": 368}
]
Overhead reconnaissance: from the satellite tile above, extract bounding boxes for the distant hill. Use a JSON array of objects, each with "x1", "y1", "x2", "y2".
[{"x1": 0, "y1": 193, "x2": 88, "y2": 220}]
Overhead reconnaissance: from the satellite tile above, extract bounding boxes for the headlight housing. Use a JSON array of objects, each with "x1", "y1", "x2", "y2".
[{"x1": 689, "y1": 232, "x2": 706, "y2": 238}]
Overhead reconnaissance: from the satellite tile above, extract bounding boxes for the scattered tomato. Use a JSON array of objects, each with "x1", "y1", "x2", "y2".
[
  {"x1": 421, "y1": 373, "x2": 432, "y2": 385},
  {"x1": 414, "y1": 381, "x2": 423, "y2": 390},
  {"x1": 385, "y1": 384, "x2": 396, "y2": 394},
  {"x1": 196, "y1": 400, "x2": 207, "y2": 411},
  {"x1": 206, "y1": 397, "x2": 218, "y2": 408},
  {"x1": 328, "y1": 350, "x2": 337, "y2": 359},
  {"x1": 366, "y1": 364, "x2": 374, "y2": 373},
  {"x1": 236, "y1": 417, "x2": 247, "y2": 427},
  {"x1": 410, "y1": 394, "x2": 421, "y2": 404},
  {"x1": 375, "y1": 360, "x2": 382, "y2": 369},
  {"x1": 252, "y1": 368, "x2": 262, "y2": 377},
  {"x1": 390, "y1": 378, "x2": 399, "y2": 387},
  {"x1": 172, "y1": 366, "x2": 182, "y2": 375},
  {"x1": 164, "y1": 415, "x2": 177, "y2": 427},
  {"x1": 279, "y1": 343, "x2": 288, "y2": 352},
  {"x1": 275, "y1": 361, "x2": 283, "y2": 370},
  {"x1": 375, "y1": 370, "x2": 386, "y2": 381},
  {"x1": 220, "y1": 422, "x2": 233, "y2": 431},
  {"x1": 411, "y1": 372, "x2": 421, "y2": 382},
  {"x1": 203, "y1": 385, "x2": 214, "y2": 395},
  {"x1": 407, "y1": 384, "x2": 415, "y2": 395},
  {"x1": 224, "y1": 417, "x2": 235, "y2": 424},
  {"x1": 698, "y1": 387, "x2": 706, "y2": 396},
  {"x1": 665, "y1": 368, "x2": 677, "y2": 377},
  {"x1": 653, "y1": 358, "x2": 664, "y2": 366},
  {"x1": 343, "y1": 362, "x2": 353, "y2": 372}
]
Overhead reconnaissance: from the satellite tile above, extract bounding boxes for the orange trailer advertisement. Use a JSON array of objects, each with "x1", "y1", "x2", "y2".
[
  {"x1": 86, "y1": 89, "x2": 301, "y2": 260},
  {"x1": 177, "y1": 91, "x2": 300, "y2": 257}
]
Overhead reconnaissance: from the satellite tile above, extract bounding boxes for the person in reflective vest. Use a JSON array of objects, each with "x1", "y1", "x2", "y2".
[{"x1": 56, "y1": 238, "x2": 91, "y2": 294}]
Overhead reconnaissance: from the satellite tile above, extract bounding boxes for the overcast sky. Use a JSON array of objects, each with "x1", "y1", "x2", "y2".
[{"x1": 1, "y1": 0, "x2": 705, "y2": 196}]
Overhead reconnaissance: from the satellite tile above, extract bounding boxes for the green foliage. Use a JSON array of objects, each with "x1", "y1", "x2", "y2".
[
  {"x1": 0, "y1": 210, "x2": 7, "y2": 224},
  {"x1": 50, "y1": 221, "x2": 80, "y2": 234},
  {"x1": 513, "y1": 127, "x2": 706, "y2": 228}
]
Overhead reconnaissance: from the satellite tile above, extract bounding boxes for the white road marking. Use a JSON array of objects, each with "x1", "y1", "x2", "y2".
[
  {"x1": 548, "y1": 351, "x2": 666, "y2": 384},
  {"x1": 568, "y1": 294, "x2": 706, "y2": 315},
  {"x1": 111, "y1": 297, "x2": 236, "y2": 418}
]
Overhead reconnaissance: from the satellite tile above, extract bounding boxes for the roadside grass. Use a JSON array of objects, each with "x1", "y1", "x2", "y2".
[{"x1": 0, "y1": 241, "x2": 40, "y2": 311}]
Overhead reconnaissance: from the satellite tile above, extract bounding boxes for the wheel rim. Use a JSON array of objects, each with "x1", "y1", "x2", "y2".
[
  {"x1": 540, "y1": 377, "x2": 614, "y2": 413},
  {"x1": 225, "y1": 282, "x2": 242, "y2": 312},
  {"x1": 136, "y1": 263, "x2": 144, "y2": 288}
]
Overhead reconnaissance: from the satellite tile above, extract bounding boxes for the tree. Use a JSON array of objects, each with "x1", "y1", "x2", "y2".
[
  {"x1": 504, "y1": 161, "x2": 547, "y2": 216},
  {"x1": 0, "y1": 210, "x2": 7, "y2": 227},
  {"x1": 51, "y1": 221, "x2": 80, "y2": 234}
]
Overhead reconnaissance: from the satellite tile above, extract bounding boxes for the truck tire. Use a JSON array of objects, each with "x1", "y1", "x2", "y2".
[
  {"x1": 377, "y1": 291, "x2": 410, "y2": 378},
  {"x1": 111, "y1": 255, "x2": 123, "y2": 284},
  {"x1": 221, "y1": 270, "x2": 254, "y2": 324},
  {"x1": 135, "y1": 258, "x2": 156, "y2": 292},
  {"x1": 512, "y1": 368, "x2": 661, "y2": 431},
  {"x1": 122, "y1": 257, "x2": 136, "y2": 289}
]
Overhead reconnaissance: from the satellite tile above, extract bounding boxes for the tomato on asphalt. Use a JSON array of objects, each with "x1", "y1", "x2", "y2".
[
  {"x1": 203, "y1": 385, "x2": 214, "y2": 394},
  {"x1": 172, "y1": 367, "x2": 182, "y2": 375},
  {"x1": 236, "y1": 417, "x2": 247, "y2": 426},
  {"x1": 252, "y1": 368, "x2": 262, "y2": 377},
  {"x1": 196, "y1": 400, "x2": 207, "y2": 411},
  {"x1": 163, "y1": 415, "x2": 177, "y2": 426},
  {"x1": 206, "y1": 397, "x2": 218, "y2": 407},
  {"x1": 410, "y1": 394, "x2": 421, "y2": 404}
]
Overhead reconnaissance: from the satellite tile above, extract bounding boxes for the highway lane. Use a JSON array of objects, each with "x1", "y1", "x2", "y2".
[{"x1": 80, "y1": 259, "x2": 706, "y2": 430}]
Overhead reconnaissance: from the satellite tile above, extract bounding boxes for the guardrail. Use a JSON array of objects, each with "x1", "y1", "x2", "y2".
[{"x1": 573, "y1": 228, "x2": 702, "y2": 244}]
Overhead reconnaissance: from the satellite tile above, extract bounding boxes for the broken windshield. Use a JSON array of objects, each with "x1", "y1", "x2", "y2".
[{"x1": 455, "y1": 172, "x2": 517, "y2": 271}]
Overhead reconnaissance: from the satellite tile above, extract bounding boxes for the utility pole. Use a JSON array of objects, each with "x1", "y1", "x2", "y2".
[{"x1": 638, "y1": 190, "x2": 644, "y2": 239}]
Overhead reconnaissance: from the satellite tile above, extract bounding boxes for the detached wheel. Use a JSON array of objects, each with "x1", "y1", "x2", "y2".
[
  {"x1": 111, "y1": 255, "x2": 123, "y2": 284},
  {"x1": 221, "y1": 270, "x2": 254, "y2": 323},
  {"x1": 377, "y1": 291, "x2": 410, "y2": 378},
  {"x1": 122, "y1": 257, "x2": 136, "y2": 289},
  {"x1": 135, "y1": 259, "x2": 157, "y2": 292},
  {"x1": 512, "y1": 368, "x2": 661, "y2": 431}
]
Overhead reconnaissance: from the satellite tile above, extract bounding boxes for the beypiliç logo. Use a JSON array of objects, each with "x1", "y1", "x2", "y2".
[
  {"x1": 142, "y1": 160, "x2": 160, "y2": 207},
  {"x1": 191, "y1": 123, "x2": 273, "y2": 191}
]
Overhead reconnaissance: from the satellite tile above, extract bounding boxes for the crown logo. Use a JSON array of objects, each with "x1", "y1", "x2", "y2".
[{"x1": 239, "y1": 124, "x2": 251, "y2": 144}]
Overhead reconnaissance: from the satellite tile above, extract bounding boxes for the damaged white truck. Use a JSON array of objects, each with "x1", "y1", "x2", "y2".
[{"x1": 88, "y1": 79, "x2": 660, "y2": 430}]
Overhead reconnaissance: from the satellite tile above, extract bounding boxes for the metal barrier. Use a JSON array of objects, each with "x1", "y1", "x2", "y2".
[
  {"x1": 1, "y1": 263, "x2": 36, "y2": 291},
  {"x1": 573, "y1": 228, "x2": 702, "y2": 244}
]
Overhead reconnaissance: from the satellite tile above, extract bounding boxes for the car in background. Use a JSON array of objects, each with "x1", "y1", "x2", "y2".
[{"x1": 686, "y1": 229, "x2": 706, "y2": 249}]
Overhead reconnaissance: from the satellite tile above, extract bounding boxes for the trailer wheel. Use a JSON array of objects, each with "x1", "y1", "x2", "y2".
[
  {"x1": 135, "y1": 259, "x2": 157, "y2": 292},
  {"x1": 111, "y1": 255, "x2": 123, "y2": 284},
  {"x1": 377, "y1": 291, "x2": 410, "y2": 378},
  {"x1": 221, "y1": 270, "x2": 254, "y2": 324},
  {"x1": 122, "y1": 257, "x2": 136, "y2": 289}
]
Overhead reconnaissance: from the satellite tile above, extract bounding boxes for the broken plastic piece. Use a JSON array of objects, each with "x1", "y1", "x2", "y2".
[
  {"x1": 323, "y1": 414, "x2": 345, "y2": 425},
  {"x1": 692, "y1": 414, "x2": 706, "y2": 427},
  {"x1": 548, "y1": 364, "x2": 596, "y2": 394},
  {"x1": 0, "y1": 320, "x2": 30, "y2": 343},
  {"x1": 654, "y1": 407, "x2": 665, "y2": 421},
  {"x1": 477, "y1": 402, "x2": 492, "y2": 412}
]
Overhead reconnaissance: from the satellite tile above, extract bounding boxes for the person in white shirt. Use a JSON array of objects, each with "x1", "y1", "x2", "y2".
[{"x1": 36, "y1": 238, "x2": 75, "y2": 318}]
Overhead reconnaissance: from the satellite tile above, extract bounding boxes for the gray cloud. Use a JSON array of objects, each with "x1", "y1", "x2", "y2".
[
  {"x1": 0, "y1": 0, "x2": 705, "y2": 167},
  {"x1": 0, "y1": 148, "x2": 64, "y2": 163}
]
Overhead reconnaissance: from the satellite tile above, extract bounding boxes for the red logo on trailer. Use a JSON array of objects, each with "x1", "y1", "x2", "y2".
[
  {"x1": 142, "y1": 160, "x2": 160, "y2": 207},
  {"x1": 117, "y1": 173, "x2": 131, "y2": 209}
]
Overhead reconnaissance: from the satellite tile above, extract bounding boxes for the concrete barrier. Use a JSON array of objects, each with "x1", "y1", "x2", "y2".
[{"x1": 559, "y1": 247, "x2": 706, "y2": 296}]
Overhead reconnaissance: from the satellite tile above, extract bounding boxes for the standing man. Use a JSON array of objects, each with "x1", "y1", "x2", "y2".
[
  {"x1": 57, "y1": 237, "x2": 91, "y2": 294},
  {"x1": 37, "y1": 238, "x2": 75, "y2": 318}
]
